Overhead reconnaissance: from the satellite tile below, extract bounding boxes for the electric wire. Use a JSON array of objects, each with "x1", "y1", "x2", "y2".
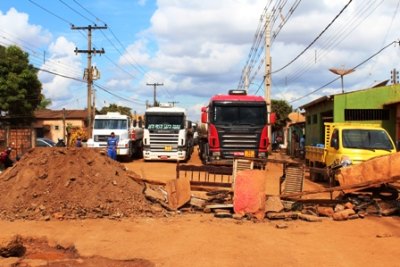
[
  {"x1": 279, "y1": 0, "x2": 384, "y2": 97},
  {"x1": 28, "y1": 0, "x2": 73, "y2": 26},
  {"x1": 288, "y1": 40, "x2": 399, "y2": 105},
  {"x1": 272, "y1": 0, "x2": 353, "y2": 75},
  {"x1": 58, "y1": 0, "x2": 95, "y2": 24}
]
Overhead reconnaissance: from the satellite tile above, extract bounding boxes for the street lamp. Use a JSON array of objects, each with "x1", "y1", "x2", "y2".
[{"x1": 329, "y1": 68, "x2": 355, "y2": 93}]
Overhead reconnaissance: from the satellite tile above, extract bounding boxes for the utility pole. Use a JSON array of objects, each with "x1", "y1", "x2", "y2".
[
  {"x1": 244, "y1": 66, "x2": 249, "y2": 93},
  {"x1": 146, "y1": 82, "x2": 164, "y2": 106},
  {"x1": 391, "y1": 68, "x2": 399, "y2": 84},
  {"x1": 72, "y1": 24, "x2": 106, "y2": 137},
  {"x1": 264, "y1": 15, "x2": 272, "y2": 151}
]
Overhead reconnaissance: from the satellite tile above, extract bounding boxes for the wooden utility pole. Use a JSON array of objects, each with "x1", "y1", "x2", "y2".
[
  {"x1": 264, "y1": 15, "x2": 272, "y2": 151},
  {"x1": 146, "y1": 82, "x2": 164, "y2": 106},
  {"x1": 72, "y1": 24, "x2": 106, "y2": 136}
]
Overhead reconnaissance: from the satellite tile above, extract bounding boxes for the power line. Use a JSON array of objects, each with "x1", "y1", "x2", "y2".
[
  {"x1": 272, "y1": 0, "x2": 353, "y2": 74},
  {"x1": 73, "y1": 0, "x2": 107, "y2": 24},
  {"x1": 58, "y1": 0, "x2": 95, "y2": 24},
  {"x1": 28, "y1": 0, "x2": 73, "y2": 26},
  {"x1": 289, "y1": 40, "x2": 399, "y2": 105},
  {"x1": 35, "y1": 66, "x2": 145, "y2": 106},
  {"x1": 281, "y1": 0, "x2": 383, "y2": 87},
  {"x1": 93, "y1": 83, "x2": 146, "y2": 105}
]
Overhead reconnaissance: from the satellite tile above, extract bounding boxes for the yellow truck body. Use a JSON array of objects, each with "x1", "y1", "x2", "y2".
[{"x1": 306, "y1": 123, "x2": 396, "y2": 181}]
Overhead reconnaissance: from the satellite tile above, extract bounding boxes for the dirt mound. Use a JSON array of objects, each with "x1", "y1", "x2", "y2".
[
  {"x1": 1, "y1": 235, "x2": 155, "y2": 266},
  {"x1": 0, "y1": 147, "x2": 162, "y2": 221}
]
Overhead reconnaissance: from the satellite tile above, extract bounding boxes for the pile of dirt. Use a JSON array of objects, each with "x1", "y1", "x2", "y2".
[
  {"x1": 1, "y1": 235, "x2": 155, "y2": 266},
  {"x1": 0, "y1": 147, "x2": 163, "y2": 221}
]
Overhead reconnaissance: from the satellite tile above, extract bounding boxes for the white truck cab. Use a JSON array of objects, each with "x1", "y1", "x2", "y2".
[
  {"x1": 87, "y1": 112, "x2": 143, "y2": 160},
  {"x1": 143, "y1": 105, "x2": 193, "y2": 161}
]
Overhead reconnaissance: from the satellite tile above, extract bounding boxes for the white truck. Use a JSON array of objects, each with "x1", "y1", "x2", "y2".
[
  {"x1": 143, "y1": 105, "x2": 194, "y2": 161},
  {"x1": 87, "y1": 112, "x2": 143, "y2": 160}
]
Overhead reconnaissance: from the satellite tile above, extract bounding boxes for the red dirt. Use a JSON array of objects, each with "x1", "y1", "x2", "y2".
[
  {"x1": 0, "y1": 147, "x2": 164, "y2": 221},
  {"x1": 0, "y1": 149, "x2": 399, "y2": 267}
]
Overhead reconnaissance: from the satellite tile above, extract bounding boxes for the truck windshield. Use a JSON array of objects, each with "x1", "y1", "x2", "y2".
[
  {"x1": 212, "y1": 103, "x2": 266, "y2": 125},
  {"x1": 146, "y1": 114, "x2": 184, "y2": 130},
  {"x1": 94, "y1": 119, "x2": 127, "y2": 129},
  {"x1": 342, "y1": 129, "x2": 394, "y2": 150}
]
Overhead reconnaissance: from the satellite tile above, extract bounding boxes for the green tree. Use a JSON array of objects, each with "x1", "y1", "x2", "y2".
[
  {"x1": 98, "y1": 104, "x2": 132, "y2": 116},
  {"x1": 0, "y1": 45, "x2": 42, "y2": 125},
  {"x1": 37, "y1": 94, "x2": 52, "y2": 109},
  {"x1": 271, "y1": 99, "x2": 292, "y2": 131}
]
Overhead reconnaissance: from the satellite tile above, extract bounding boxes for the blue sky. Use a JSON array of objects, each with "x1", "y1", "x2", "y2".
[{"x1": 1, "y1": 0, "x2": 400, "y2": 121}]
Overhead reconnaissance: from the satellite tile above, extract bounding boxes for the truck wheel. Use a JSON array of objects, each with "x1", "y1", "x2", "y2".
[
  {"x1": 200, "y1": 143, "x2": 209, "y2": 165},
  {"x1": 133, "y1": 141, "x2": 143, "y2": 159}
]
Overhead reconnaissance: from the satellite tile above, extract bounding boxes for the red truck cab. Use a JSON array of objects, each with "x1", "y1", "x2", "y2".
[{"x1": 199, "y1": 90, "x2": 270, "y2": 165}]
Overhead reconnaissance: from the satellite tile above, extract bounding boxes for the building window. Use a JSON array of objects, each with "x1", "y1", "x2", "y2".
[
  {"x1": 55, "y1": 125, "x2": 59, "y2": 130},
  {"x1": 306, "y1": 116, "x2": 311, "y2": 124},
  {"x1": 345, "y1": 109, "x2": 390, "y2": 121}
]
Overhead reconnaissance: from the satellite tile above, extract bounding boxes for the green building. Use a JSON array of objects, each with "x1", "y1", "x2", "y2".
[{"x1": 299, "y1": 84, "x2": 400, "y2": 146}]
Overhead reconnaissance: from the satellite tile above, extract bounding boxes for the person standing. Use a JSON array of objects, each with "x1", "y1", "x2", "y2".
[
  {"x1": 76, "y1": 136, "x2": 82, "y2": 147},
  {"x1": 107, "y1": 132, "x2": 118, "y2": 160}
]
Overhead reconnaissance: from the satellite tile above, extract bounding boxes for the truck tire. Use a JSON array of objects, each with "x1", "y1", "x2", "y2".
[
  {"x1": 133, "y1": 140, "x2": 143, "y2": 159},
  {"x1": 199, "y1": 142, "x2": 209, "y2": 165}
]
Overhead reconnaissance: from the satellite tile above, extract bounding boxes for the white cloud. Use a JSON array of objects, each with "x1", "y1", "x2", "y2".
[
  {"x1": 3, "y1": 0, "x2": 400, "y2": 115},
  {"x1": 39, "y1": 37, "x2": 82, "y2": 103},
  {"x1": 0, "y1": 8, "x2": 51, "y2": 47}
]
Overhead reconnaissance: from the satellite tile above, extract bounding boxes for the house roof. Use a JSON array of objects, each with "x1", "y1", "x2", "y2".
[
  {"x1": 288, "y1": 112, "x2": 305, "y2": 123},
  {"x1": 299, "y1": 84, "x2": 400, "y2": 110},
  {"x1": 34, "y1": 109, "x2": 87, "y2": 120},
  {"x1": 299, "y1": 95, "x2": 333, "y2": 110}
]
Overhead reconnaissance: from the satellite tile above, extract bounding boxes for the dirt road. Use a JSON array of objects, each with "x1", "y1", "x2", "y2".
[{"x1": 1, "y1": 149, "x2": 399, "y2": 267}]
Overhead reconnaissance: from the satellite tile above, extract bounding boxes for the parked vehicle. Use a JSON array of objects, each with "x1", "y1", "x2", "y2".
[
  {"x1": 306, "y1": 123, "x2": 397, "y2": 182},
  {"x1": 0, "y1": 147, "x2": 13, "y2": 170},
  {"x1": 143, "y1": 104, "x2": 194, "y2": 161},
  {"x1": 86, "y1": 112, "x2": 143, "y2": 160},
  {"x1": 198, "y1": 89, "x2": 272, "y2": 165},
  {"x1": 56, "y1": 138, "x2": 66, "y2": 147},
  {"x1": 36, "y1": 138, "x2": 56, "y2": 147}
]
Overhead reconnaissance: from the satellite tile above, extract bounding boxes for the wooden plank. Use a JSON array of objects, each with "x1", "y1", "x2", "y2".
[
  {"x1": 266, "y1": 211, "x2": 298, "y2": 220},
  {"x1": 128, "y1": 174, "x2": 166, "y2": 186},
  {"x1": 205, "y1": 204, "x2": 234, "y2": 210},
  {"x1": 190, "y1": 181, "x2": 232, "y2": 188},
  {"x1": 165, "y1": 177, "x2": 191, "y2": 210},
  {"x1": 298, "y1": 214, "x2": 323, "y2": 222},
  {"x1": 280, "y1": 175, "x2": 400, "y2": 198}
]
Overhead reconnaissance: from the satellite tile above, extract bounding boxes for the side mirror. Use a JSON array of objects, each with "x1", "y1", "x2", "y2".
[
  {"x1": 332, "y1": 138, "x2": 339, "y2": 150},
  {"x1": 201, "y1": 107, "x2": 208, "y2": 123}
]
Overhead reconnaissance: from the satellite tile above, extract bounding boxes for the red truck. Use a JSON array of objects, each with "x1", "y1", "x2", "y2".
[{"x1": 199, "y1": 89, "x2": 271, "y2": 165}]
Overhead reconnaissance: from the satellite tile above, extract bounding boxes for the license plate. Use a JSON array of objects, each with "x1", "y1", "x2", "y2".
[
  {"x1": 164, "y1": 146, "x2": 172, "y2": 151},
  {"x1": 244, "y1": 150, "x2": 255, "y2": 157}
]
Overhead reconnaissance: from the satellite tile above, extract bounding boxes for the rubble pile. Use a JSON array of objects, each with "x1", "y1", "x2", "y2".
[
  {"x1": 265, "y1": 192, "x2": 400, "y2": 222},
  {"x1": 0, "y1": 147, "x2": 164, "y2": 221}
]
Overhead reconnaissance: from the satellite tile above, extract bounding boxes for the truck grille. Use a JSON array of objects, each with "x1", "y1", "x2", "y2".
[
  {"x1": 217, "y1": 127, "x2": 262, "y2": 158},
  {"x1": 149, "y1": 133, "x2": 179, "y2": 152}
]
